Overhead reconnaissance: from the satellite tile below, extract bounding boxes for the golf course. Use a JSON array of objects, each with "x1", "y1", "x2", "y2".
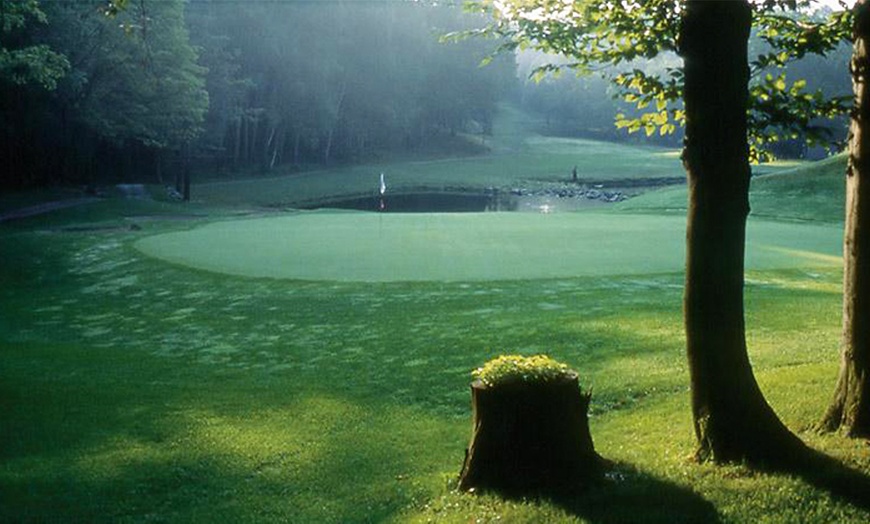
[{"x1": 2, "y1": 121, "x2": 868, "y2": 523}]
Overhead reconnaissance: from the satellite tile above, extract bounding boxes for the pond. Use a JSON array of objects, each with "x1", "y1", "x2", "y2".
[
  {"x1": 303, "y1": 192, "x2": 518, "y2": 213},
  {"x1": 302, "y1": 190, "x2": 612, "y2": 213}
]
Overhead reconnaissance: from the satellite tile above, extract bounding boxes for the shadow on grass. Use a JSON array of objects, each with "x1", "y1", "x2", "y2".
[
  {"x1": 779, "y1": 445, "x2": 870, "y2": 514},
  {"x1": 477, "y1": 461, "x2": 721, "y2": 524}
]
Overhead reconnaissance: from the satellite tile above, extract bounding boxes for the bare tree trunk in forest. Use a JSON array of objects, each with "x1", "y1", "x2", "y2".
[
  {"x1": 680, "y1": 0, "x2": 807, "y2": 466},
  {"x1": 241, "y1": 115, "x2": 250, "y2": 164},
  {"x1": 324, "y1": 128, "x2": 335, "y2": 166},
  {"x1": 271, "y1": 124, "x2": 285, "y2": 170},
  {"x1": 250, "y1": 115, "x2": 259, "y2": 164},
  {"x1": 183, "y1": 157, "x2": 191, "y2": 202},
  {"x1": 293, "y1": 131, "x2": 301, "y2": 166},
  {"x1": 155, "y1": 149, "x2": 164, "y2": 185},
  {"x1": 233, "y1": 115, "x2": 242, "y2": 169},
  {"x1": 822, "y1": 0, "x2": 870, "y2": 438},
  {"x1": 264, "y1": 120, "x2": 277, "y2": 170},
  {"x1": 324, "y1": 81, "x2": 347, "y2": 166}
]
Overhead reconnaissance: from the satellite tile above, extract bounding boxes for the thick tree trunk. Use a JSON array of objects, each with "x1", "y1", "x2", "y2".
[
  {"x1": 680, "y1": 0, "x2": 806, "y2": 465},
  {"x1": 458, "y1": 374, "x2": 602, "y2": 494},
  {"x1": 822, "y1": 0, "x2": 870, "y2": 438}
]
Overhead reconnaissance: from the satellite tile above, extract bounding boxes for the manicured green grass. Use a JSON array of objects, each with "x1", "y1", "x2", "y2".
[
  {"x1": 135, "y1": 211, "x2": 841, "y2": 282},
  {"x1": 1, "y1": 219, "x2": 865, "y2": 522}
]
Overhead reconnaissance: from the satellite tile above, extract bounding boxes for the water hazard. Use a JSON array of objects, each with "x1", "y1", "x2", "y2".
[{"x1": 303, "y1": 190, "x2": 615, "y2": 213}]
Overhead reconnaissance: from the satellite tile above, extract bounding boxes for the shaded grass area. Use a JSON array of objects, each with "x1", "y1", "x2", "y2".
[{"x1": 2, "y1": 213, "x2": 869, "y2": 522}]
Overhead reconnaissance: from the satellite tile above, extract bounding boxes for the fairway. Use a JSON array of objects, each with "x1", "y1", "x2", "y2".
[{"x1": 135, "y1": 212, "x2": 843, "y2": 282}]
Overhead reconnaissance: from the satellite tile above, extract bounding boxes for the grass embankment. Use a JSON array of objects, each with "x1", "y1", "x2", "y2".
[
  {"x1": 1, "y1": 136, "x2": 867, "y2": 522},
  {"x1": 617, "y1": 153, "x2": 847, "y2": 223}
]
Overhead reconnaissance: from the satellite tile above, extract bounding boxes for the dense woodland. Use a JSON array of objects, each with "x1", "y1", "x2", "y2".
[
  {"x1": 0, "y1": 0, "x2": 853, "y2": 191},
  {"x1": 0, "y1": 0, "x2": 514, "y2": 189}
]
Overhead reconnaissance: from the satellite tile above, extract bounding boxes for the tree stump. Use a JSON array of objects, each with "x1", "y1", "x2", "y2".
[{"x1": 458, "y1": 371, "x2": 603, "y2": 494}]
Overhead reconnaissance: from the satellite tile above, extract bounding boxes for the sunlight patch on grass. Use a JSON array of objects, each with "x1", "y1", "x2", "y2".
[
  {"x1": 756, "y1": 245, "x2": 842, "y2": 267},
  {"x1": 745, "y1": 270, "x2": 842, "y2": 294}
]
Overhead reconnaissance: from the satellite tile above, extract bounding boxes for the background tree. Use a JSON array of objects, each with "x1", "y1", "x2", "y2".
[
  {"x1": 0, "y1": 0, "x2": 69, "y2": 188},
  {"x1": 822, "y1": 0, "x2": 870, "y2": 438},
  {"x1": 182, "y1": 0, "x2": 513, "y2": 173},
  {"x1": 0, "y1": 0, "x2": 208, "y2": 188},
  {"x1": 44, "y1": 0, "x2": 208, "y2": 183}
]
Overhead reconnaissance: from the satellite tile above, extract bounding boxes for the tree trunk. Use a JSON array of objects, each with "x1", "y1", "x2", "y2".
[
  {"x1": 242, "y1": 115, "x2": 250, "y2": 164},
  {"x1": 293, "y1": 131, "x2": 301, "y2": 166},
  {"x1": 264, "y1": 120, "x2": 278, "y2": 170},
  {"x1": 821, "y1": 0, "x2": 870, "y2": 438},
  {"x1": 324, "y1": 128, "x2": 334, "y2": 166},
  {"x1": 182, "y1": 143, "x2": 191, "y2": 202},
  {"x1": 232, "y1": 114, "x2": 242, "y2": 170},
  {"x1": 458, "y1": 374, "x2": 602, "y2": 494},
  {"x1": 680, "y1": 0, "x2": 806, "y2": 465},
  {"x1": 155, "y1": 149, "x2": 164, "y2": 185}
]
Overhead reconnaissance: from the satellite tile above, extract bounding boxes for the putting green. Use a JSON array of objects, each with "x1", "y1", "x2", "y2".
[{"x1": 135, "y1": 212, "x2": 843, "y2": 282}]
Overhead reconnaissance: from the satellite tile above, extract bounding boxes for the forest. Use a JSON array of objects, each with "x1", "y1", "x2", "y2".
[
  {"x1": 0, "y1": 0, "x2": 852, "y2": 192},
  {"x1": 1, "y1": 0, "x2": 514, "y2": 189}
]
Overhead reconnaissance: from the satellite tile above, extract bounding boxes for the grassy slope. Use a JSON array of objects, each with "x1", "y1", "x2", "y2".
[
  {"x1": 616, "y1": 153, "x2": 847, "y2": 223},
  {"x1": 1, "y1": 115, "x2": 867, "y2": 523}
]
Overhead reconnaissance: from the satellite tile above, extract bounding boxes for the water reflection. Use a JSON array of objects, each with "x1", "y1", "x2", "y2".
[{"x1": 305, "y1": 192, "x2": 519, "y2": 213}]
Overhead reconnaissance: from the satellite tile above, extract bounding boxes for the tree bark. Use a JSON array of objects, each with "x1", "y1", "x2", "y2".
[
  {"x1": 458, "y1": 374, "x2": 602, "y2": 494},
  {"x1": 821, "y1": 0, "x2": 870, "y2": 438},
  {"x1": 680, "y1": 0, "x2": 807, "y2": 465}
]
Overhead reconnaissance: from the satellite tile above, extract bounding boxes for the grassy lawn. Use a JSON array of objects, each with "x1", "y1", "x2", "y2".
[
  {"x1": 617, "y1": 153, "x2": 847, "y2": 223},
  {"x1": 1, "y1": 132, "x2": 868, "y2": 522}
]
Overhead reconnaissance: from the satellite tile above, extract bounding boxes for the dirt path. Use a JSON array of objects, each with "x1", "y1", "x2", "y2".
[{"x1": 0, "y1": 197, "x2": 101, "y2": 222}]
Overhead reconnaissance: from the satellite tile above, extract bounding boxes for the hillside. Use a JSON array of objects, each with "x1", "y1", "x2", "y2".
[{"x1": 616, "y1": 154, "x2": 847, "y2": 223}]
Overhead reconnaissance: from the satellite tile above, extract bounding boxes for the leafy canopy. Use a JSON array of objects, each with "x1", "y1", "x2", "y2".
[
  {"x1": 461, "y1": 0, "x2": 852, "y2": 161},
  {"x1": 0, "y1": 0, "x2": 69, "y2": 90}
]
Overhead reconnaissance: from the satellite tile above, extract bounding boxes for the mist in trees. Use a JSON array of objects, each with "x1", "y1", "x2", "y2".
[
  {"x1": 186, "y1": 0, "x2": 516, "y2": 173},
  {"x1": 0, "y1": 0, "x2": 519, "y2": 189}
]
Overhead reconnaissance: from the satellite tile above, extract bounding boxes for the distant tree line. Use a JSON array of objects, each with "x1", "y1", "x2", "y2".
[
  {"x1": 1, "y1": 0, "x2": 207, "y2": 189},
  {"x1": 0, "y1": 0, "x2": 514, "y2": 189},
  {"x1": 514, "y1": 18, "x2": 851, "y2": 157},
  {"x1": 187, "y1": 0, "x2": 513, "y2": 174}
]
